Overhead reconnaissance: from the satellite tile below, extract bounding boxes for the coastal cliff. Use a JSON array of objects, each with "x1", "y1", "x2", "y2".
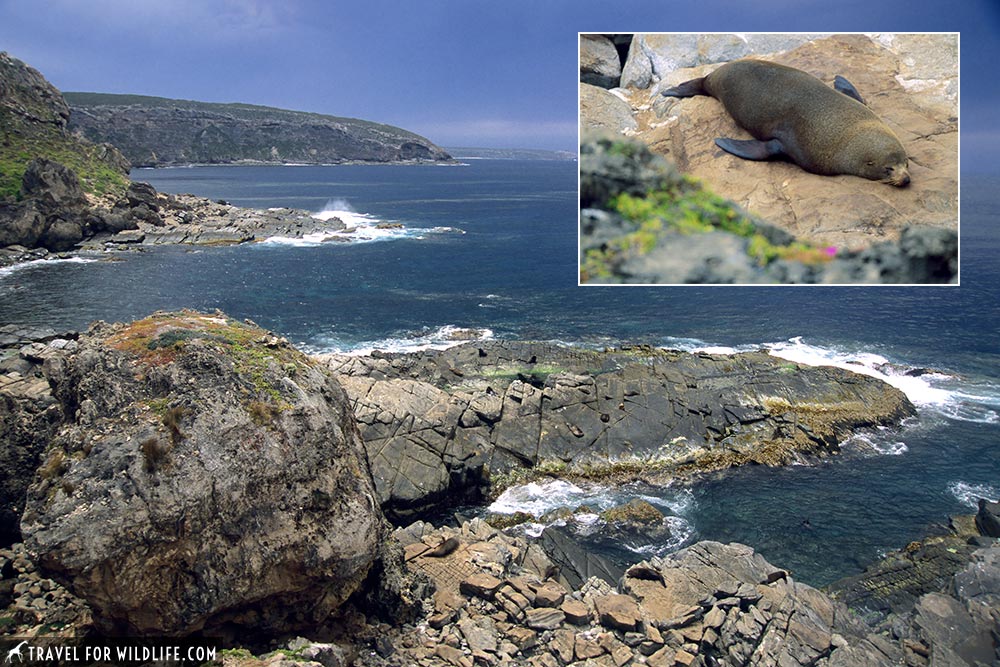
[{"x1": 65, "y1": 92, "x2": 454, "y2": 167}]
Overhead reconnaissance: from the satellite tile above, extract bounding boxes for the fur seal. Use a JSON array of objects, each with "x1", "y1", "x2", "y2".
[{"x1": 662, "y1": 60, "x2": 910, "y2": 186}]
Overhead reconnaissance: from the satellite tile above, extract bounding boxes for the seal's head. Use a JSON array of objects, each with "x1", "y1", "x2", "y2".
[{"x1": 848, "y1": 124, "x2": 911, "y2": 187}]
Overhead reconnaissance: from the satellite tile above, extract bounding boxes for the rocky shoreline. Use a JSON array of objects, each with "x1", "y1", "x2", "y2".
[
  {"x1": 2, "y1": 311, "x2": 995, "y2": 665},
  {"x1": 0, "y1": 165, "x2": 410, "y2": 271}
]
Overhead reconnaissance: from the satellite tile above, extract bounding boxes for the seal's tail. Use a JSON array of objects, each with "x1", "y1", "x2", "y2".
[{"x1": 661, "y1": 77, "x2": 707, "y2": 98}]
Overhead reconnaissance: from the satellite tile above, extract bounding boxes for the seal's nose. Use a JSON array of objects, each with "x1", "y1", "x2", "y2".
[{"x1": 900, "y1": 173, "x2": 911, "y2": 187}]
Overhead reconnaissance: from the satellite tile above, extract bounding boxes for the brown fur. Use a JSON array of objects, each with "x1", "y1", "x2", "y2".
[{"x1": 672, "y1": 60, "x2": 910, "y2": 186}]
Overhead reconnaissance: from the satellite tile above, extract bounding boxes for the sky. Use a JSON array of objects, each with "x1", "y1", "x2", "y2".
[{"x1": 0, "y1": 0, "x2": 998, "y2": 161}]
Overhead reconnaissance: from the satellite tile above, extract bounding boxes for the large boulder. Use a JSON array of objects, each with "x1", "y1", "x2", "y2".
[
  {"x1": 21, "y1": 158, "x2": 86, "y2": 208},
  {"x1": 580, "y1": 84, "x2": 637, "y2": 135},
  {"x1": 0, "y1": 160, "x2": 87, "y2": 251},
  {"x1": 580, "y1": 35, "x2": 622, "y2": 89},
  {"x1": 20, "y1": 311, "x2": 388, "y2": 636},
  {"x1": 0, "y1": 200, "x2": 47, "y2": 248}
]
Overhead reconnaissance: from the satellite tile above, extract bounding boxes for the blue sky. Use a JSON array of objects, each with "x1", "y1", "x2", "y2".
[{"x1": 0, "y1": 0, "x2": 997, "y2": 161}]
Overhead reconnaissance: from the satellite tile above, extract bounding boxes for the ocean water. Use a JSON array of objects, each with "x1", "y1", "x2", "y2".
[{"x1": 1, "y1": 161, "x2": 997, "y2": 586}]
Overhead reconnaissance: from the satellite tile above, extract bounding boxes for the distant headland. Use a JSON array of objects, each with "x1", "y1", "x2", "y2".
[{"x1": 64, "y1": 91, "x2": 455, "y2": 167}]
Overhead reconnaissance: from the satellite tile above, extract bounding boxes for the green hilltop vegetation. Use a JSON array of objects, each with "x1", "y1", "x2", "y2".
[{"x1": 0, "y1": 53, "x2": 130, "y2": 202}]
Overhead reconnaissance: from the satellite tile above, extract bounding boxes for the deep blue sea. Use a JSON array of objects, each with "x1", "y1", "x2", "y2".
[{"x1": 1, "y1": 160, "x2": 997, "y2": 586}]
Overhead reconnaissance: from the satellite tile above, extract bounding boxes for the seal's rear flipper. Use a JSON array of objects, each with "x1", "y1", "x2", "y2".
[
  {"x1": 833, "y1": 75, "x2": 867, "y2": 105},
  {"x1": 715, "y1": 138, "x2": 785, "y2": 161},
  {"x1": 661, "y1": 77, "x2": 706, "y2": 98}
]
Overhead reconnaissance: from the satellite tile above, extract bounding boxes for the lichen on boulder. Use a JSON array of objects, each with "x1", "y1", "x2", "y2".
[{"x1": 20, "y1": 310, "x2": 389, "y2": 636}]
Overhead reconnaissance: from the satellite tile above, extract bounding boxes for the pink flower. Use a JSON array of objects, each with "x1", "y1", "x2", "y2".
[{"x1": 824, "y1": 246, "x2": 838, "y2": 257}]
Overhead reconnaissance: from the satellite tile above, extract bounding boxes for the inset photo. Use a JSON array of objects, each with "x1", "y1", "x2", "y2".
[{"x1": 579, "y1": 33, "x2": 958, "y2": 285}]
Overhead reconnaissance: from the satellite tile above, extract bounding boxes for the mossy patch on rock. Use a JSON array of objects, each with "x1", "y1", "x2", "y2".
[{"x1": 105, "y1": 310, "x2": 312, "y2": 410}]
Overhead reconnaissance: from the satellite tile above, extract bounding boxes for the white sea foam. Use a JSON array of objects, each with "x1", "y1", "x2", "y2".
[
  {"x1": 844, "y1": 431, "x2": 909, "y2": 456},
  {"x1": 624, "y1": 516, "x2": 696, "y2": 556},
  {"x1": 765, "y1": 337, "x2": 1000, "y2": 424},
  {"x1": 259, "y1": 199, "x2": 462, "y2": 246},
  {"x1": 948, "y1": 481, "x2": 999, "y2": 509},
  {"x1": 660, "y1": 336, "x2": 760, "y2": 356},
  {"x1": 308, "y1": 324, "x2": 494, "y2": 356},
  {"x1": 634, "y1": 487, "x2": 696, "y2": 516},
  {"x1": 0, "y1": 256, "x2": 99, "y2": 280},
  {"x1": 489, "y1": 480, "x2": 592, "y2": 516},
  {"x1": 489, "y1": 479, "x2": 699, "y2": 557}
]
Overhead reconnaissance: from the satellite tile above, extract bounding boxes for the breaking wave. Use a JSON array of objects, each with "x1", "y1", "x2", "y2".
[
  {"x1": 259, "y1": 199, "x2": 463, "y2": 245},
  {"x1": 304, "y1": 324, "x2": 494, "y2": 356}
]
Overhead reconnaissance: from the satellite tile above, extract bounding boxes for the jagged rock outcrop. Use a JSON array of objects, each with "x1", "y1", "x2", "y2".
[
  {"x1": 596, "y1": 34, "x2": 957, "y2": 252},
  {"x1": 0, "y1": 52, "x2": 129, "y2": 202},
  {"x1": 18, "y1": 311, "x2": 391, "y2": 636},
  {"x1": 89, "y1": 189, "x2": 351, "y2": 247},
  {"x1": 0, "y1": 326, "x2": 75, "y2": 545},
  {"x1": 65, "y1": 92, "x2": 454, "y2": 167},
  {"x1": 325, "y1": 341, "x2": 915, "y2": 518}
]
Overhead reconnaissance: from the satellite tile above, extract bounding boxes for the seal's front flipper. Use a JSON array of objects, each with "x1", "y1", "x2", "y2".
[
  {"x1": 715, "y1": 138, "x2": 784, "y2": 161},
  {"x1": 662, "y1": 77, "x2": 706, "y2": 98},
  {"x1": 834, "y1": 75, "x2": 867, "y2": 105}
]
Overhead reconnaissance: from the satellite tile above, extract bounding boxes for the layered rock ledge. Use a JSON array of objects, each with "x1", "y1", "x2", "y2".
[{"x1": 323, "y1": 341, "x2": 915, "y2": 519}]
